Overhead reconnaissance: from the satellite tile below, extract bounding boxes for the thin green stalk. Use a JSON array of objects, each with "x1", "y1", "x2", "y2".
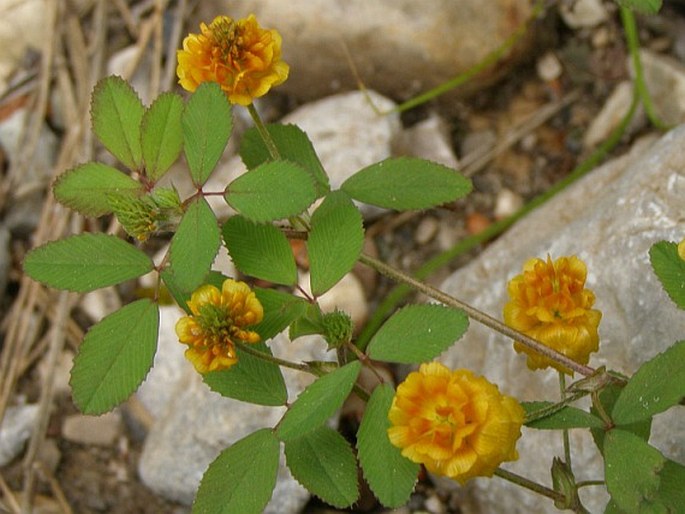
[
  {"x1": 358, "y1": 253, "x2": 595, "y2": 377},
  {"x1": 620, "y1": 6, "x2": 670, "y2": 131},
  {"x1": 389, "y1": 0, "x2": 546, "y2": 113},
  {"x1": 494, "y1": 468, "x2": 565, "y2": 504},
  {"x1": 559, "y1": 372, "x2": 572, "y2": 468},
  {"x1": 356, "y1": 92, "x2": 639, "y2": 350},
  {"x1": 246, "y1": 103, "x2": 281, "y2": 160}
]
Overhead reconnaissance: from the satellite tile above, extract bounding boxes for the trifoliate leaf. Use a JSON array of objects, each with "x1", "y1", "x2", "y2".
[
  {"x1": 276, "y1": 361, "x2": 361, "y2": 441},
  {"x1": 192, "y1": 429, "x2": 279, "y2": 514},
  {"x1": 341, "y1": 157, "x2": 472, "y2": 210},
  {"x1": 284, "y1": 426, "x2": 358, "y2": 508},
  {"x1": 222, "y1": 215, "x2": 297, "y2": 285},
  {"x1": 91, "y1": 76, "x2": 144, "y2": 170},
  {"x1": 141, "y1": 92, "x2": 184, "y2": 181},
  {"x1": 307, "y1": 191, "x2": 364, "y2": 296},
  {"x1": 24, "y1": 233, "x2": 153, "y2": 292},
  {"x1": 367, "y1": 304, "x2": 469, "y2": 364},
  {"x1": 357, "y1": 384, "x2": 419, "y2": 507},
  {"x1": 182, "y1": 82, "x2": 233, "y2": 186},
  {"x1": 70, "y1": 299, "x2": 159, "y2": 414},
  {"x1": 53, "y1": 163, "x2": 143, "y2": 217},
  {"x1": 523, "y1": 401, "x2": 604, "y2": 429},
  {"x1": 225, "y1": 160, "x2": 316, "y2": 223}
]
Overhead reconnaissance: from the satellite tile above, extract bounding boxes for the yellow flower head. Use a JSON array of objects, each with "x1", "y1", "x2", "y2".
[
  {"x1": 175, "y1": 279, "x2": 264, "y2": 373},
  {"x1": 504, "y1": 255, "x2": 602, "y2": 375},
  {"x1": 388, "y1": 362, "x2": 524, "y2": 484},
  {"x1": 177, "y1": 14, "x2": 289, "y2": 105}
]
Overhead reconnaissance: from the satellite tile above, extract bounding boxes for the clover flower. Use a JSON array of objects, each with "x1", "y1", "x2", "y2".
[
  {"x1": 388, "y1": 362, "x2": 524, "y2": 484},
  {"x1": 176, "y1": 279, "x2": 264, "y2": 373},
  {"x1": 504, "y1": 255, "x2": 601, "y2": 375},
  {"x1": 177, "y1": 14, "x2": 289, "y2": 105}
]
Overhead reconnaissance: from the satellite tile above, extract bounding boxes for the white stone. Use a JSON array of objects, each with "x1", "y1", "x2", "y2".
[
  {"x1": 79, "y1": 287, "x2": 122, "y2": 323},
  {"x1": 583, "y1": 80, "x2": 645, "y2": 149},
  {"x1": 631, "y1": 49, "x2": 685, "y2": 126},
  {"x1": 201, "y1": 0, "x2": 534, "y2": 103},
  {"x1": 435, "y1": 127, "x2": 685, "y2": 513},
  {"x1": 397, "y1": 114, "x2": 460, "y2": 169},
  {"x1": 0, "y1": 404, "x2": 39, "y2": 466},
  {"x1": 493, "y1": 188, "x2": 524, "y2": 220},
  {"x1": 415, "y1": 216, "x2": 440, "y2": 245},
  {"x1": 559, "y1": 0, "x2": 607, "y2": 29}
]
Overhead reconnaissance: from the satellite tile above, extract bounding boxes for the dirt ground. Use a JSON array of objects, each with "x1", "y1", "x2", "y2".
[{"x1": 2, "y1": 1, "x2": 685, "y2": 513}]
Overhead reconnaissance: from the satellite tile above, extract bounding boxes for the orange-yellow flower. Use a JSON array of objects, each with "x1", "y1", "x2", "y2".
[
  {"x1": 177, "y1": 14, "x2": 289, "y2": 105},
  {"x1": 504, "y1": 255, "x2": 601, "y2": 375},
  {"x1": 175, "y1": 279, "x2": 263, "y2": 373},
  {"x1": 388, "y1": 362, "x2": 524, "y2": 484}
]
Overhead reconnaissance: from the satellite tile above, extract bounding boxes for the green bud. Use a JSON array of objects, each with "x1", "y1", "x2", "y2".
[
  {"x1": 551, "y1": 457, "x2": 579, "y2": 510},
  {"x1": 151, "y1": 186, "x2": 182, "y2": 211},
  {"x1": 321, "y1": 310, "x2": 353, "y2": 349},
  {"x1": 107, "y1": 193, "x2": 159, "y2": 241}
]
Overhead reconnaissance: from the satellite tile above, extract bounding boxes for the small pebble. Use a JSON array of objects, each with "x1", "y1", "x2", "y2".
[
  {"x1": 592, "y1": 26, "x2": 610, "y2": 48},
  {"x1": 536, "y1": 52, "x2": 563, "y2": 82},
  {"x1": 466, "y1": 212, "x2": 491, "y2": 235},
  {"x1": 424, "y1": 494, "x2": 446, "y2": 514},
  {"x1": 415, "y1": 216, "x2": 439, "y2": 245},
  {"x1": 559, "y1": 0, "x2": 607, "y2": 29},
  {"x1": 494, "y1": 189, "x2": 524, "y2": 219},
  {"x1": 62, "y1": 411, "x2": 121, "y2": 446}
]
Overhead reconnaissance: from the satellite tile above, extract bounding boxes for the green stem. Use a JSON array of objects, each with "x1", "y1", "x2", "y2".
[
  {"x1": 234, "y1": 340, "x2": 311, "y2": 373},
  {"x1": 620, "y1": 6, "x2": 669, "y2": 130},
  {"x1": 494, "y1": 468, "x2": 565, "y2": 504},
  {"x1": 357, "y1": 91, "x2": 639, "y2": 350},
  {"x1": 559, "y1": 372, "x2": 572, "y2": 468},
  {"x1": 576, "y1": 480, "x2": 605, "y2": 489},
  {"x1": 389, "y1": 0, "x2": 546, "y2": 113},
  {"x1": 246, "y1": 103, "x2": 281, "y2": 160},
  {"x1": 358, "y1": 253, "x2": 595, "y2": 377},
  {"x1": 523, "y1": 390, "x2": 588, "y2": 424},
  {"x1": 591, "y1": 390, "x2": 614, "y2": 429}
]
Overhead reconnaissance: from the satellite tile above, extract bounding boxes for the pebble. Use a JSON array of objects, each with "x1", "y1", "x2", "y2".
[
  {"x1": 465, "y1": 212, "x2": 491, "y2": 235},
  {"x1": 536, "y1": 51, "x2": 563, "y2": 82},
  {"x1": 631, "y1": 49, "x2": 685, "y2": 125},
  {"x1": 493, "y1": 188, "x2": 524, "y2": 219},
  {"x1": 558, "y1": 0, "x2": 607, "y2": 29},
  {"x1": 424, "y1": 494, "x2": 446, "y2": 514},
  {"x1": 397, "y1": 114, "x2": 460, "y2": 169},
  {"x1": 62, "y1": 411, "x2": 122, "y2": 446},
  {"x1": 415, "y1": 216, "x2": 439, "y2": 245},
  {"x1": 300, "y1": 271, "x2": 369, "y2": 333},
  {"x1": 37, "y1": 349, "x2": 74, "y2": 397},
  {"x1": 0, "y1": 404, "x2": 40, "y2": 466},
  {"x1": 583, "y1": 80, "x2": 644, "y2": 149},
  {"x1": 460, "y1": 129, "x2": 497, "y2": 160}
]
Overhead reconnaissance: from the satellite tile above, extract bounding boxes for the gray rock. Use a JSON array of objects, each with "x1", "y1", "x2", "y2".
[
  {"x1": 0, "y1": 404, "x2": 40, "y2": 466},
  {"x1": 632, "y1": 49, "x2": 685, "y2": 126},
  {"x1": 583, "y1": 80, "x2": 645, "y2": 149},
  {"x1": 435, "y1": 127, "x2": 685, "y2": 513},
  {"x1": 395, "y1": 114, "x2": 460, "y2": 169},
  {"x1": 138, "y1": 323, "x2": 336, "y2": 511},
  {"x1": 200, "y1": 0, "x2": 535, "y2": 103}
]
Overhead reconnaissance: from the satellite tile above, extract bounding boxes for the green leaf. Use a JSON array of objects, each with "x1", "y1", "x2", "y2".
[
  {"x1": 222, "y1": 215, "x2": 297, "y2": 285},
  {"x1": 182, "y1": 82, "x2": 233, "y2": 186},
  {"x1": 91, "y1": 76, "x2": 144, "y2": 170},
  {"x1": 284, "y1": 426, "x2": 359, "y2": 508},
  {"x1": 611, "y1": 340, "x2": 685, "y2": 425},
  {"x1": 240, "y1": 123, "x2": 330, "y2": 197},
  {"x1": 24, "y1": 233, "x2": 153, "y2": 292},
  {"x1": 167, "y1": 197, "x2": 220, "y2": 293},
  {"x1": 367, "y1": 304, "x2": 469, "y2": 364},
  {"x1": 357, "y1": 384, "x2": 419, "y2": 507},
  {"x1": 203, "y1": 342, "x2": 287, "y2": 406},
  {"x1": 225, "y1": 161, "x2": 317, "y2": 223},
  {"x1": 253, "y1": 288, "x2": 308, "y2": 341},
  {"x1": 522, "y1": 401, "x2": 604, "y2": 429},
  {"x1": 53, "y1": 163, "x2": 142, "y2": 217},
  {"x1": 590, "y1": 382, "x2": 652, "y2": 454},
  {"x1": 615, "y1": 0, "x2": 662, "y2": 14},
  {"x1": 192, "y1": 428, "x2": 279, "y2": 514},
  {"x1": 658, "y1": 458, "x2": 685, "y2": 511},
  {"x1": 604, "y1": 430, "x2": 666, "y2": 513},
  {"x1": 289, "y1": 303, "x2": 326, "y2": 341},
  {"x1": 70, "y1": 299, "x2": 159, "y2": 414},
  {"x1": 341, "y1": 157, "x2": 472, "y2": 210},
  {"x1": 308, "y1": 191, "x2": 364, "y2": 296},
  {"x1": 649, "y1": 241, "x2": 685, "y2": 310},
  {"x1": 141, "y1": 92, "x2": 184, "y2": 181},
  {"x1": 276, "y1": 361, "x2": 361, "y2": 441}
]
